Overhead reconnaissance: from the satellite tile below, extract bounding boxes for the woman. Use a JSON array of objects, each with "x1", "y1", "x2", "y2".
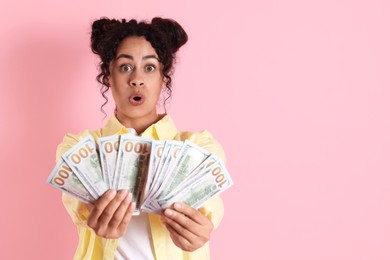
[{"x1": 56, "y1": 17, "x2": 226, "y2": 260}]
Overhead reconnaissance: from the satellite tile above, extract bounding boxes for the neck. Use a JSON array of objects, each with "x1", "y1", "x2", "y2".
[{"x1": 116, "y1": 112, "x2": 160, "y2": 135}]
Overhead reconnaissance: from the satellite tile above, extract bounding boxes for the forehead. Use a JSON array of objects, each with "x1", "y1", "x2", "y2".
[{"x1": 116, "y1": 36, "x2": 157, "y2": 57}]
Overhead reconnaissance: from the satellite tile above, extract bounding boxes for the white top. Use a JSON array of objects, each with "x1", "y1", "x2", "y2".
[
  {"x1": 114, "y1": 212, "x2": 155, "y2": 260},
  {"x1": 127, "y1": 128, "x2": 137, "y2": 136}
]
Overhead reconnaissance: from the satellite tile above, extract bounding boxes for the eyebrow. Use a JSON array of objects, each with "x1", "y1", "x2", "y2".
[{"x1": 116, "y1": 54, "x2": 160, "y2": 61}]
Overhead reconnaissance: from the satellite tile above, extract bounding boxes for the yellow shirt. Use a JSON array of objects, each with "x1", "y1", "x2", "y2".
[{"x1": 56, "y1": 114, "x2": 226, "y2": 260}]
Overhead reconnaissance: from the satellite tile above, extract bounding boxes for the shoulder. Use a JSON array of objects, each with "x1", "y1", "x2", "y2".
[
  {"x1": 55, "y1": 128, "x2": 101, "y2": 162},
  {"x1": 176, "y1": 129, "x2": 227, "y2": 164}
]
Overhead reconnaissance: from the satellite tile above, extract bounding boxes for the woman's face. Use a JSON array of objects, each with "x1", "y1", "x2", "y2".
[{"x1": 108, "y1": 36, "x2": 165, "y2": 124}]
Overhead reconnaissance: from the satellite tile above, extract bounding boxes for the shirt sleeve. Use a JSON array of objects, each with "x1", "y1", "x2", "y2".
[
  {"x1": 56, "y1": 132, "x2": 93, "y2": 228},
  {"x1": 180, "y1": 130, "x2": 227, "y2": 229}
]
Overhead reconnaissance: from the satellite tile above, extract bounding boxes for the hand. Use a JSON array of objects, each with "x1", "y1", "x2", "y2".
[
  {"x1": 162, "y1": 202, "x2": 214, "y2": 252},
  {"x1": 87, "y1": 189, "x2": 136, "y2": 239}
]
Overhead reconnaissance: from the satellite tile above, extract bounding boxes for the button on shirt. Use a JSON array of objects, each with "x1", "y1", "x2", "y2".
[{"x1": 56, "y1": 114, "x2": 226, "y2": 260}]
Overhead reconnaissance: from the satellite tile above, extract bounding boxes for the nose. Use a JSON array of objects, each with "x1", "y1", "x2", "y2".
[{"x1": 129, "y1": 70, "x2": 144, "y2": 88}]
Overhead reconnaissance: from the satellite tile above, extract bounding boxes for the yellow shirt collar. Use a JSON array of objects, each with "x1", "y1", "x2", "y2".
[{"x1": 101, "y1": 114, "x2": 178, "y2": 140}]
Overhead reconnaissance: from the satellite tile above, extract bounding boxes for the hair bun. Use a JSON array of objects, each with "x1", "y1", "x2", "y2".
[
  {"x1": 91, "y1": 18, "x2": 121, "y2": 55},
  {"x1": 151, "y1": 17, "x2": 188, "y2": 53}
]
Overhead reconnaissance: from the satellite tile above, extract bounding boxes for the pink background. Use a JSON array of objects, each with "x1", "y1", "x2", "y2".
[{"x1": 1, "y1": 0, "x2": 390, "y2": 259}]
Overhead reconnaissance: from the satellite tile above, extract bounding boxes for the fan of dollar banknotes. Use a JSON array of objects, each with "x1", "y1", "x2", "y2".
[{"x1": 47, "y1": 131, "x2": 233, "y2": 215}]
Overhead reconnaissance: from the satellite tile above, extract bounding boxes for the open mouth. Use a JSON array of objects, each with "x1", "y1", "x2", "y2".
[{"x1": 129, "y1": 94, "x2": 145, "y2": 106}]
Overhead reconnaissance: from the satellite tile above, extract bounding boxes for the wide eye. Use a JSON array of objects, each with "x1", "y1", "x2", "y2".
[
  {"x1": 120, "y1": 64, "x2": 133, "y2": 72},
  {"x1": 145, "y1": 65, "x2": 156, "y2": 72}
]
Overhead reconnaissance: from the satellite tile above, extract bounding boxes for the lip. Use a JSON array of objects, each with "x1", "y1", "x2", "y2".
[{"x1": 129, "y1": 93, "x2": 145, "y2": 106}]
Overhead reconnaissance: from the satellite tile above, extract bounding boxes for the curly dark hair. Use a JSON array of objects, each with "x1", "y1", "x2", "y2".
[{"x1": 90, "y1": 17, "x2": 188, "y2": 115}]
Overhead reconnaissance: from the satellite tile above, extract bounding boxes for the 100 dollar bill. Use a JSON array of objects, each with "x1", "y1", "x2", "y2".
[
  {"x1": 155, "y1": 140, "x2": 210, "y2": 200},
  {"x1": 47, "y1": 159, "x2": 95, "y2": 204},
  {"x1": 62, "y1": 135, "x2": 107, "y2": 198},
  {"x1": 157, "y1": 159, "x2": 233, "y2": 212},
  {"x1": 113, "y1": 134, "x2": 153, "y2": 212},
  {"x1": 98, "y1": 135, "x2": 120, "y2": 189}
]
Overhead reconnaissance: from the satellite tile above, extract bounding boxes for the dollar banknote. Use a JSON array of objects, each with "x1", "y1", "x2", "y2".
[
  {"x1": 141, "y1": 140, "x2": 165, "y2": 204},
  {"x1": 157, "y1": 141, "x2": 183, "y2": 181},
  {"x1": 164, "y1": 153, "x2": 219, "y2": 199},
  {"x1": 98, "y1": 135, "x2": 120, "y2": 189},
  {"x1": 156, "y1": 159, "x2": 233, "y2": 212},
  {"x1": 155, "y1": 140, "x2": 210, "y2": 200},
  {"x1": 113, "y1": 134, "x2": 153, "y2": 210},
  {"x1": 141, "y1": 140, "x2": 183, "y2": 212},
  {"x1": 62, "y1": 135, "x2": 107, "y2": 198},
  {"x1": 146, "y1": 141, "x2": 172, "y2": 195},
  {"x1": 46, "y1": 159, "x2": 95, "y2": 204},
  {"x1": 98, "y1": 129, "x2": 137, "y2": 189}
]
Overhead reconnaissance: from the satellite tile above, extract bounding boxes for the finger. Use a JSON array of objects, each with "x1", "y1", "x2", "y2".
[
  {"x1": 165, "y1": 221, "x2": 193, "y2": 251},
  {"x1": 87, "y1": 189, "x2": 116, "y2": 228},
  {"x1": 117, "y1": 201, "x2": 136, "y2": 233},
  {"x1": 97, "y1": 190, "x2": 129, "y2": 227},
  {"x1": 172, "y1": 202, "x2": 205, "y2": 225},
  {"x1": 163, "y1": 210, "x2": 199, "y2": 242},
  {"x1": 107, "y1": 192, "x2": 133, "y2": 229}
]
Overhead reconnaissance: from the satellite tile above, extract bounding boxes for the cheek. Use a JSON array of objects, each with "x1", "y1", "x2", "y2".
[
  {"x1": 155, "y1": 86, "x2": 164, "y2": 98},
  {"x1": 110, "y1": 87, "x2": 123, "y2": 103},
  {"x1": 146, "y1": 78, "x2": 164, "y2": 94}
]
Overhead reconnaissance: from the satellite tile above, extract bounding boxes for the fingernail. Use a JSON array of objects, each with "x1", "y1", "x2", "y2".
[
  {"x1": 119, "y1": 189, "x2": 128, "y2": 198},
  {"x1": 164, "y1": 209, "x2": 173, "y2": 217},
  {"x1": 174, "y1": 202, "x2": 182, "y2": 209},
  {"x1": 125, "y1": 193, "x2": 132, "y2": 202},
  {"x1": 107, "y1": 189, "x2": 116, "y2": 198}
]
